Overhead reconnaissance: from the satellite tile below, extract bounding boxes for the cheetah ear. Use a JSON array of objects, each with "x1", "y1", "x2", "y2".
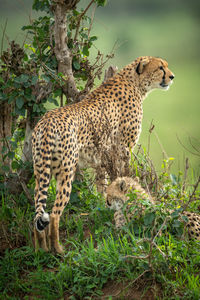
[
  {"x1": 136, "y1": 58, "x2": 150, "y2": 75},
  {"x1": 119, "y1": 180, "x2": 126, "y2": 192}
]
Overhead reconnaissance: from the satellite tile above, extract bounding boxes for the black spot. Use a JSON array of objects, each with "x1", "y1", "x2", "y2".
[
  {"x1": 40, "y1": 199, "x2": 46, "y2": 204},
  {"x1": 44, "y1": 172, "x2": 49, "y2": 178}
]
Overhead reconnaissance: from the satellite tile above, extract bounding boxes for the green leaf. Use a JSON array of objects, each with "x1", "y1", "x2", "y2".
[
  {"x1": 31, "y1": 75, "x2": 38, "y2": 85},
  {"x1": 15, "y1": 106, "x2": 25, "y2": 116},
  {"x1": 53, "y1": 99, "x2": 59, "y2": 106},
  {"x1": 172, "y1": 220, "x2": 182, "y2": 228},
  {"x1": 1, "y1": 145, "x2": 7, "y2": 154},
  {"x1": 16, "y1": 74, "x2": 29, "y2": 84},
  {"x1": 47, "y1": 97, "x2": 54, "y2": 103},
  {"x1": 16, "y1": 97, "x2": 24, "y2": 109},
  {"x1": 90, "y1": 36, "x2": 98, "y2": 42},
  {"x1": 54, "y1": 89, "x2": 62, "y2": 97},
  {"x1": 2, "y1": 165, "x2": 10, "y2": 172},
  {"x1": 41, "y1": 74, "x2": 51, "y2": 82},
  {"x1": 82, "y1": 46, "x2": 89, "y2": 56},
  {"x1": 8, "y1": 151, "x2": 15, "y2": 159},
  {"x1": 95, "y1": 0, "x2": 107, "y2": 7},
  {"x1": 144, "y1": 212, "x2": 156, "y2": 226},
  {"x1": 8, "y1": 96, "x2": 15, "y2": 104},
  {"x1": 171, "y1": 209, "x2": 182, "y2": 218},
  {"x1": 0, "y1": 77, "x2": 4, "y2": 84},
  {"x1": 33, "y1": 103, "x2": 38, "y2": 112},
  {"x1": 22, "y1": 25, "x2": 33, "y2": 31},
  {"x1": 73, "y1": 60, "x2": 81, "y2": 70}
]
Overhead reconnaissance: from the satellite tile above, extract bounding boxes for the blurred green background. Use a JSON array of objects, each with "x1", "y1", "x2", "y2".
[{"x1": 0, "y1": 0, "x2": 200, "y2": 176}]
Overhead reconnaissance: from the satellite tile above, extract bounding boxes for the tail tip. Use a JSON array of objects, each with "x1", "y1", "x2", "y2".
[
  {"x1": 35, "y1": 213, "x2": 50, "y2": 232},
  {"x1": 42, "y1": 212, "x2": 50, "y2": 222}
]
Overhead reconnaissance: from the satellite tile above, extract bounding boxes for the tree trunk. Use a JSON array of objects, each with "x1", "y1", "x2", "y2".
[
  {"x1": 52, "y1": 0, "x2": 80, "y2": 101},
  {"x1": 0, "y1": 102, "x2": 13, "y2": 169}
]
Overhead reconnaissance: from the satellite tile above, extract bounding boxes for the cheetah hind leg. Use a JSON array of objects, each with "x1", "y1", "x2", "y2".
[
  {"x1": 34, "y1": 227, "x2": 49, "y2": 252},
  {"x1": 34, "y1": 213, "x2": 50, "y2": 252},
  {"x1": 48, "y1": 215, "x2": 64, "y2": 255}
]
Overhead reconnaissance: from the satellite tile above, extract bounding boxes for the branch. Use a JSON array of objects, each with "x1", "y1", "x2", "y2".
[
  {"x1": 182, "y1": 157, "x2": 189, "y2": 193},
  {"x1": 182, "y1": 175, "x2": 200, "y2": 211},
  {"x1": 74, "y1": 0, "x2": 95, "y2": 42},
  {"x1": 1, "y1": 19, "x2": 8, "y2": 55},
  {"x1": 52, "y1": 1, "x2": 80, "y2": 101},
  {"x1": 176, "y1": 134, "x2": 200, "y2": 157}
]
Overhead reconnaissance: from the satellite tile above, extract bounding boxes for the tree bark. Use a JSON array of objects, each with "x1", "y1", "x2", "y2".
[
  {"x1": 0, "y1": 102, "x2": 13, "y2": 168},
  {"x1": 52, "y1": 0, "x2": 80, "y2": 101}
]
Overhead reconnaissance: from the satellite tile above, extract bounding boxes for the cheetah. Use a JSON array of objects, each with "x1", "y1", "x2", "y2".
[
  {"x1": 32, "y1": 56, "x2": 174, "y2": 253},
  {"x1": 106, "y1": 177, "x2": 200, "y2": 241}
]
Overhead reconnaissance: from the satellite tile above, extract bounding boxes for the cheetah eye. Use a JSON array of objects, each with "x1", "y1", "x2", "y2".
[{"x1": 159, "y1": 66, "x2": 164, "y2": 71}]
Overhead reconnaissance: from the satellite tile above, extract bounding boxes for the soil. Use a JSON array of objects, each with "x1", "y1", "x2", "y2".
[{"x1": 100, "y1": 279, "x2": 160, "y2": 300}]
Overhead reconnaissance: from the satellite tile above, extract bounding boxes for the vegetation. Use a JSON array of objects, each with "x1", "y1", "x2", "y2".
[
  {"x1": 0, "y1": 0, "x2": 200, "y2": 299},
  {"x1": 0, "y1": 148, "x2": 200, "y2": 299}
]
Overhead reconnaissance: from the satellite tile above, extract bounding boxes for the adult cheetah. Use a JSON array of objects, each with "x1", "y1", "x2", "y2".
[{"x1": 32, "y1": 56, "x2": 174, "y2": 253}]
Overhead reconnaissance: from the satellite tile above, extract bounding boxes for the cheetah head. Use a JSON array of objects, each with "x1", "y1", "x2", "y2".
[
  {"x1": 135, "y1": 56, "x2": 174, "y2": 93},
  {"x1": 106, "y1": 176, "x2": 153, "y2": 210}
]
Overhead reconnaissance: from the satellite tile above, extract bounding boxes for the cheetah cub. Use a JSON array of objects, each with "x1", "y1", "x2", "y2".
[{"x1": 106, "y1": 177, "x2": 200, "y2": 241}]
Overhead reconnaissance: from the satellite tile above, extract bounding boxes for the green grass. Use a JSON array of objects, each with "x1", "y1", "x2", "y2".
[
  {"x1": 0, "y1": 7, "x2": 200, "y2": 298},
  {"x1": 1, "y1": 158, "x2": 200, "y2": 299}
]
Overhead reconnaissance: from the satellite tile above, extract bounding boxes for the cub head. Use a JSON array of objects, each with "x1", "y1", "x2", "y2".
[
  {"x1": 134, "y1": 56, "x2": 174, "y2": 93},
  {"x1": 106, "y1": 176, "x2": 151, "y2": 211}
]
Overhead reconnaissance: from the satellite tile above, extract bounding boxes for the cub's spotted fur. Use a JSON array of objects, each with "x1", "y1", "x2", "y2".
[
  {"x1": 106, "y1": 177, "x2": 200, "y2": 241},
  {"x1": 32, "y1": 56, "x2": 174, "y2": 253}
]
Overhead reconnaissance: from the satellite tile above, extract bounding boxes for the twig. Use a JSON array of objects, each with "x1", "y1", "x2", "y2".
[
  {"x1": 182, "y1": 176, "x2": 200, "y2": 211},
  {"x1": 87, "y1": 3, "x2": 96, "y2": 38},
  {"x1": 1, "y1": 19, "x2": 8, "y2": 55},
  {"x1": 176, "y1": 134, "x2": 200, "y2": 157},
  {"x1": 147, "y1": 119, "x2": 155, "y2": 156},
  {"x1": 153, "y1": 216, "x2": 169, "y2": 241},
  {"x1": 60, "y1": 92, "x2": 64, "y2": 107},
  {"x1": 17, "y1": 174, "x2": 34, "y2": 205},
  {"x1": 123, "y1": 253, "x2": 150, "y2": 260},
  {"x1": 188, "y1": 136, "x2": 200, "y2": 156},
  {"x1": 182, "y1": 157, "x2": 189, "y2": 193},
  {"x1": 74, "y1": 0, "x2": 95, "y2": 42},
  {"x1": 153, "y1": 130, "x2": 168, "y2": 160}
]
